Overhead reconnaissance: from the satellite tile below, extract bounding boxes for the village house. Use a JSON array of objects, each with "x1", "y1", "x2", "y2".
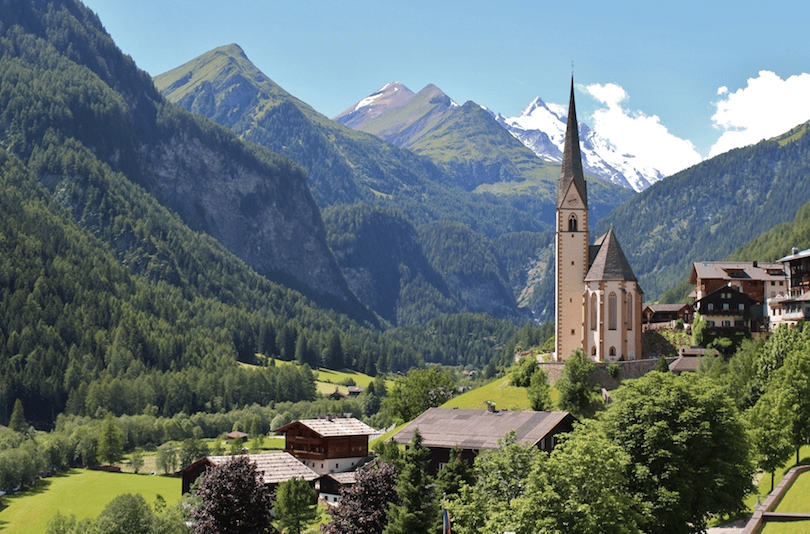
[
  {"x1": 179, "y1": 452, "x2": 319, "y2": 495},
  {"x1": 391, "y1": 406, "x2": 575, "y2": 474},
  {"x1": 693, "y1": 284, "x2": 758, "y2": 333},
  {"x1": 275, "y1": 415, "x2": 376, "y2": 475},
  {"x1": 642, "y1": 303, "x2": 692, "y2": 329},
  {"x1": 769, "y1": 247, "x2": 810, "y2": 328},
  {"x1": 689, "y1": 260, "x2": 786, "y2": 331}
]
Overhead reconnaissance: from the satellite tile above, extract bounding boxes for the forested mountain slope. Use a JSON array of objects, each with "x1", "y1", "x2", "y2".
[
  {"x1": 0, "y1": 0, "x2": 524, "y2": 426},
  {"x1": 155, "y1": 45, "x2": 635, "y2": 323},
  {"x1": 595, "y1": 121, "x2": 810, "y2": 300},
  {"x1": 0, "y1": 0, "x2": 360, "y2": 315},
  {"x1": 154, "y1": 45, "x2": 541, "y2": 238}
]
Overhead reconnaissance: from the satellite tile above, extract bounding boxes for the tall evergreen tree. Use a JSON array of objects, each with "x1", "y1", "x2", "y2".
[
  {"x1": 384, "y1": 429, "x2": 439, "y2": 534},
  {"x1": 8, "y1": 399, "x2": 27, "y2": 432}
]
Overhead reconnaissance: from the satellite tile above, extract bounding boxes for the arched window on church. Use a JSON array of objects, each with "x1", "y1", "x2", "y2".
[
  {"x1": 590, "y1": 293, "x2": 597, "y2": 330},
  {"x1": 609, "y1": 347, "x2": 616, "y2": 359},
  {"x1": 568, "y1": 214, "x2": 577, "y2": 232},
  {"x1": 627, "y1": 292, "x2": 633, "y2": 330},
  {"x1": 591, "y1": 346, "x2": 597, "y2": 357},
  {"x1": 609, "y1": 292, "x2": 617, "y2": 330}
]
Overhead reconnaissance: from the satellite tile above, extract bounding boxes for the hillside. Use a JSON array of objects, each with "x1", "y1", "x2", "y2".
[
  {"x1": 596, "y1": 120, "x2": 810, "y2": 300},
  {"x1": 0, "y1": 0, "x2": 525, "y2": 426},
  {"x1": 154, "y1": 45, "x2": 634, "y2": 323}
]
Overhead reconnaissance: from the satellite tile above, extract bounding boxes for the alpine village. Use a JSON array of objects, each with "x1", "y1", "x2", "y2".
[{"x1": 3, "y1": 2, "x2": 810, "y2": 533}]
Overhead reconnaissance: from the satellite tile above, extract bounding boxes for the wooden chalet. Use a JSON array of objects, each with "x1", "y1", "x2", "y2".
[
  {"x1": 179, "y1": 452, "x2": 318, "y2": 494},
  {"x1": 391, "y1": 407, "x2": 575, "y2": 474},
  {"x1": 275, "y1": 416, "x2": 376, "y2": 475},
  {"x1": 694, "y1": 284, "x2": 758, "y2": 333},
  {"x1": 642, "y1": 303, "x2": 692, "y2": 328}
]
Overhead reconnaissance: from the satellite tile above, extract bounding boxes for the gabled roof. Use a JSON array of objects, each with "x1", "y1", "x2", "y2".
[
  {"x1": 694, "y1": 283, "x2": 757, "y2": 304},
  {"x1": 778, "y1": 247, "x2": 810, "y2": 263},
  {"x1": 585, "y1": 229, "x2": 638, "y2": 284},
  {"x1": 557, "y1": 78, "x2": 587, "y2": 209},
  {"x1": 689, "y1": 261, "x2": 785, "y2": 284},
  {"x1": 644, "y1": 303, "x2": 691, "y2": 313},
  {"x1": 181, "y1": 452, "x2": 319, "y2": 484},
  {"x1": 391, "y1": 407, "x2": 574, "y2": 450},
  {"x1": 276, "y1": 417, "x2": 377, "y2": 438}
]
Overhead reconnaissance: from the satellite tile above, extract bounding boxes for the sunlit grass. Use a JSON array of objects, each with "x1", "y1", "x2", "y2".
[{"x1": 0, "y1": 469, "x2": 180, "y2": 534}]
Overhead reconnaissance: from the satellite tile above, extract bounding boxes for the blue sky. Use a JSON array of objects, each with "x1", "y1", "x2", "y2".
[{"x1": 82, "y1": 0, "x2": 810, "y2": 176}]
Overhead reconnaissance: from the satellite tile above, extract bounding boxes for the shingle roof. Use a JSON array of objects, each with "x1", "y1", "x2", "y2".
[
  {"x1": 276, "y1": 417, "x2": 377, "y2": 438},
  {"x1": 585, "y1": 229, "x2": 638, "y2": 283},
  {"x1": 558, "y1": 78, "x2": 587, "y2": 209},
  {"x1": 391, "y1": 408, "x2": 574, "y2": 450},
  {"x1": 689, "y1": 262, "x2": 785, "y2": 284},
  {"x1": 644, "y1": 303, "x2": 690, "y2": 313},
  {"x1": 193, "y1": 453, "x2": 319, "y2": 484}
]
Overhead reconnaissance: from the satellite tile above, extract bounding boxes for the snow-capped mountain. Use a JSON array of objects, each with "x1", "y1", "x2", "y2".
[{"x1": 497, "y1": 97, "x2": 664, "y2": 192}]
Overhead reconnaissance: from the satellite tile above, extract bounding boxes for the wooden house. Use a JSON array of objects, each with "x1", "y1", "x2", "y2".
[
  {"x1": 769, "y1": 247, "x2": 810, "y2": 328},
  {"x1": 642, "y1": 303, "x2": 692, "y2": 328},
  {"x1": 179, "y1": 452, "x2": 318, "y2": 494},
  {"x1": 693, "y1": 284, "x2": 758, "y2": 333},
  {"x1": 391, "y1": 407, "x2": 575, "y2": 474},
  {"x1": 275, "y1": 416, "x2": 376, "y2": 475}
]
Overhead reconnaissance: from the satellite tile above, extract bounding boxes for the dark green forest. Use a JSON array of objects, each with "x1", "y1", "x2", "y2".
[{"x1": 0, "y1": 0, "x2": 523, "y2": 428}]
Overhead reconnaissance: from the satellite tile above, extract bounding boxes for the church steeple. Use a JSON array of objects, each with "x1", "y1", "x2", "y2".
[{"x1": 557, "y1": 77, "x2": 587, "y2": 209}]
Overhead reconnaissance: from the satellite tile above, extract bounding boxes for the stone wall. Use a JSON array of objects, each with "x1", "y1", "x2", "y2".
[{"x1": 539, "y1": 357, "x2": 677, "y2": 390}]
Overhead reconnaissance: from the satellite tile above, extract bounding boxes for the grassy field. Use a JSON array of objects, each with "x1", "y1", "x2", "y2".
[
  {"x1": 441, "y1": 375, "x2": 530, "y2": 411},
  {"x1": 0, "y1": 469, "x2": 181, "y2": 534},
  {"x1": 774, "y1": 467, "x2": 810, "y2": 513},
  {"x1": 761, "y1": 520, "x2": 810, "y2": 534}
]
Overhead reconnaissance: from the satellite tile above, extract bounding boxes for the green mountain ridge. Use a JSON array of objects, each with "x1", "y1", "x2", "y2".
[
  {"x1": 597, "y1": 119, "x2": 810, "y2": 301},
  {"x1": 0, "y1": 0, "x2": 536, "y2": 429},
  {"x1": 154, "y1": 45, "x2": 632, "y2": 323}
]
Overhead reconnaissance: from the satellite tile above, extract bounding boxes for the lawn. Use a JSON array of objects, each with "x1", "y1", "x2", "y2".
[
  {"x1": 0, "y1": 469, "x2": 181, "y2": 534},
  {"x1": 760, "y1": 521, "x2": 810, "y2": 534},
  {"x1": 747, "y1": 446, "x2": 810, "y2": 510}
]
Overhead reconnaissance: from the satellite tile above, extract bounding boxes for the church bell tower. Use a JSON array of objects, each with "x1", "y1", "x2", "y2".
[{"x1": 554, "y1": 78, "x2": 589, "y2": 361}]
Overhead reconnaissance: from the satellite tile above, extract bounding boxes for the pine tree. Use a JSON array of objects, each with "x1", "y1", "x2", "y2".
[
  {"x1": 274, "y1": 477, "x2": 317, "y2": 534},
  {"x1": 98, "y1": 412, "x2": 125, "y2": 464},
  {"x1": 383, "y1": 429, "x2": 439, "y2": 534},
  {"x1": 8, "y1": 399, "x2": 27, "y2": 432}
]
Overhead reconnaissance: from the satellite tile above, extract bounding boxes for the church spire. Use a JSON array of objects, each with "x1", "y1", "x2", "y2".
[{"x1": 557, "y1": 76, "x2": 587, "y2": 208}]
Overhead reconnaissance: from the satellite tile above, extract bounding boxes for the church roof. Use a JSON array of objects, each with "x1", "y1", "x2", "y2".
[
  {"x1": 557, "y1": 77, "x2": 587, "y2": 209},
  {"x1": 585, "y1": 229, "x2": 639, "y2": 285}
]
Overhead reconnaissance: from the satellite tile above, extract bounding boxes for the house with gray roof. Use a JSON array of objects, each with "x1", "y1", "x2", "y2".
[
  {"x1": 179, "y1": 452, "x2": 319, "y2": 494},
  {"x1": 391, "y1": 407, "x2": 575, "y2": 474}
]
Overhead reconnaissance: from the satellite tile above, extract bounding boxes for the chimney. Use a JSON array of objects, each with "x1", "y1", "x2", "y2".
[{"x1": 793, "y1": 247, "x2": 800, "y2": 256}]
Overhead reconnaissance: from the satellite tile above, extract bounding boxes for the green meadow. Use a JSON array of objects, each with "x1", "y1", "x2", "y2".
[{"x1": 0, "y1": 469, "x2": 180, "y2": 534}]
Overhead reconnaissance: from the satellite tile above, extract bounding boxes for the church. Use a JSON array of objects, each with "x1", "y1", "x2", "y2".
[{"x1": 554, "y1": 79, "x2": 643, "y2": 362}]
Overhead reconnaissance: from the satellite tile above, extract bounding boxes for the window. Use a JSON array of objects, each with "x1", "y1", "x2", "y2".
[
  {"x1": 609, "y1": 347, "x2": 616, "y2": 358},
  {"x1": 591, "y1": 293, "x2": 597, "y2": 330},
  {"x1": 738, "y1": 303, "x2": 745, "y2": 310},
  {"x1": 708, "y1": 303, "x2": 714, "y2": 310},
  {"x1": 627, "y1": 292, "x2": 633, "y2": 330},
  {"x1": 722, "y1": 320, "x2": 731, "y2": 327},
  {"x1": 723, "y1": 303, "x2": 729, "y2": 310},
  {"x1": 609, "y1": 293, "x2": 617, "y2": 330},
  {"x1": 591, "y1": 346, "x2": 597, "y2": 356},
  {"x1": 568, "y1": 214, "x2": 577, "y2": 232}
]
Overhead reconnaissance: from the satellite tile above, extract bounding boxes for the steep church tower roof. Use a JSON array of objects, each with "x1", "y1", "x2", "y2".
[
  {"x1": 557, "y1": 78, "x2": 587, "y2": 209},
  {"x1": 585, "y1": 229, "x2": 640, "y2": 287}
]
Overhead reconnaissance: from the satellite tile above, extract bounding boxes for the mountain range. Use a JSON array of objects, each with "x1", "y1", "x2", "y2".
[
  {"x1": 155, "y1": 44, "x2": 634, "y2": 324},
  {"x1": 334, "y1": 82, "x2": 663, "y2": 192}
]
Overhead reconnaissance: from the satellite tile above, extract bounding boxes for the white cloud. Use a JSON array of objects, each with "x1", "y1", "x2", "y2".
[
  {"x1": 709, "y1": 71, "x2": 810, "y2": 157},
  {"x1": 581, "y1": 83, "x2": 702, "y2": 176}
]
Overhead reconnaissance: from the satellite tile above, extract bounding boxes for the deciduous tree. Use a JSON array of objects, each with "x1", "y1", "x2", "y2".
[
  {"x1": 191, "y1": 455, "x2": 273, "y2": 534},
  {"x1": 274, "y1": 477, "x2": 317, "y2": 534},
  {"x1": 323, "y1": 461, "x2": 399, "y2": 534},
  {"x1": 598, "y1": 372, "x2": 754, "y2": 534}
]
